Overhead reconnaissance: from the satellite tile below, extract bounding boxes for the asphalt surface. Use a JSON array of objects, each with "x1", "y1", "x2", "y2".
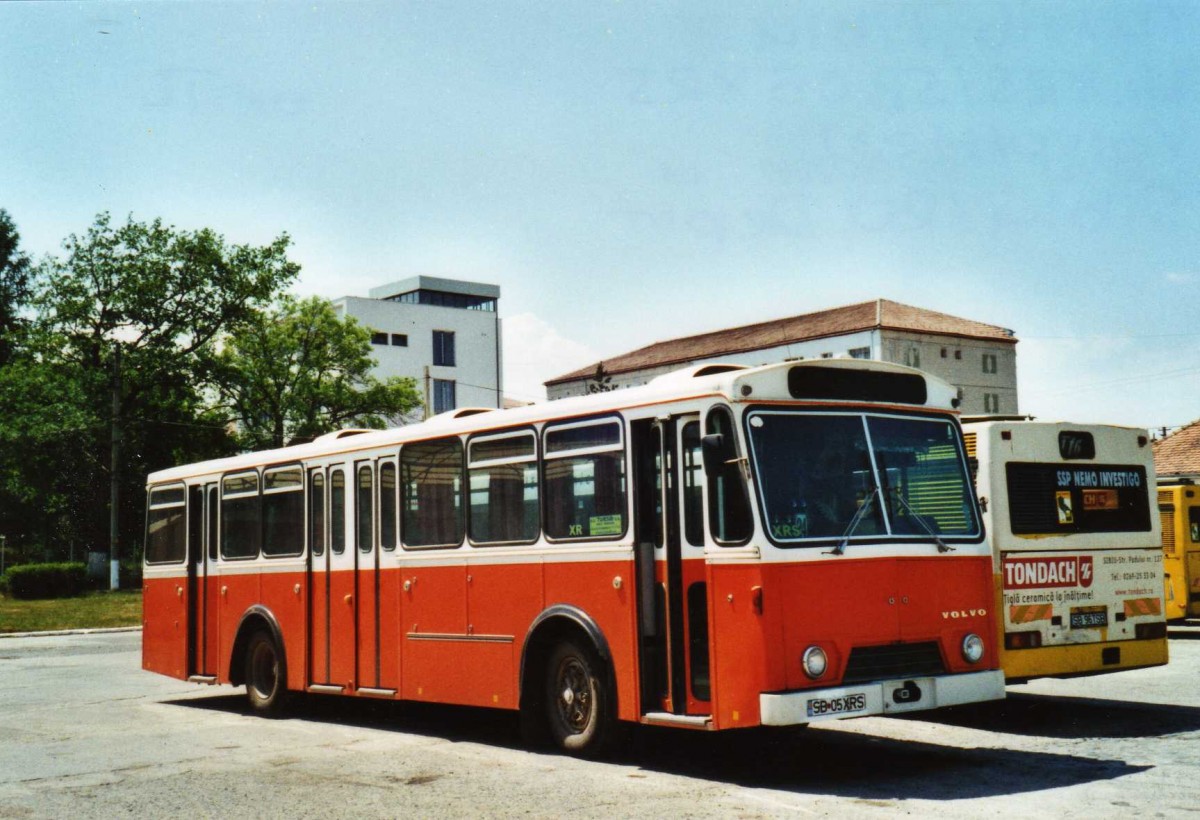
[{"x1": 2, "y1": 626, "x2": 1199, "y2": 817}]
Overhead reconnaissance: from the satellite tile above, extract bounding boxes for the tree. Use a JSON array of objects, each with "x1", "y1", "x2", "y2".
[
  {"x1": 214, "y1": 295, "x2": 423, "y2": 450},
  {"x1": 2, "y1": 212, "x2": 299, "y2": 561},
  {"x1": 0, "y1": 209, "x2": 32, "y2": 366}
]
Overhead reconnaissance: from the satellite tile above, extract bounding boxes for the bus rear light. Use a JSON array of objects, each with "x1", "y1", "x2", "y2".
[
  {"x1": 1136, "y1": 622, "x2": 1167, "y2": 640},
  {"x1": 802, "y1": 646, "x2": 828, "y2": 679},
  {"x1": 1005, "y1": 631, "x2": 1042, "y2": 650},
  {"x1": 961, "y1": 633, "x2": 985, "y2": 664}
]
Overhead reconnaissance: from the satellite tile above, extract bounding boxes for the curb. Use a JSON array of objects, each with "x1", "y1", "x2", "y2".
[{"x1": 0, "y1": 626, "x2": 143, "y2": 640}]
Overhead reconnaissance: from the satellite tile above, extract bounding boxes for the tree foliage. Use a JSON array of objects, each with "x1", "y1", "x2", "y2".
[
  {"x1": 1, "y1": 212, "x2": 298, "y2": 560},
  {"x1": 0, "y1": 209, "x2": 32, "y2": 366},
  {"x1": 214, "y1": 295, "x2": 423, "y2": 450}
]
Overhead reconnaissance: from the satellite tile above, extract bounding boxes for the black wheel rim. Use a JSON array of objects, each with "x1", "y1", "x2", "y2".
[{"x1": 553, "y1": 655, "x2": 593, "y2": 734}]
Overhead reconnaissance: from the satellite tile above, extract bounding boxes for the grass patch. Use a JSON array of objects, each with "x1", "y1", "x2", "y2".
[{"x1": 0, "y1": 589, "x2": 142, "y2": 634}]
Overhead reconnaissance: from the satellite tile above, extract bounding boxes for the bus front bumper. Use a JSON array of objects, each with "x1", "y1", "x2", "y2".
[{"x1": 760, "y1": 669, "x2": 1006, "y2": 726}]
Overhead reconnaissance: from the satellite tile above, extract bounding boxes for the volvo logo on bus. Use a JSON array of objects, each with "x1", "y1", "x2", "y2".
[{"x1": 941, "y1": 608, "x2": 987, "y2": 619}]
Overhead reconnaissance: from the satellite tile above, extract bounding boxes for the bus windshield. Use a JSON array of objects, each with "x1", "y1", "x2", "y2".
[{"x1": 747, "y1": 411, "x2": 980, "y2": 546}]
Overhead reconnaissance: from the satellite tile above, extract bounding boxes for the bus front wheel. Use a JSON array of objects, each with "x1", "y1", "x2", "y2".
[
  {"x1": 245, "y1": 629, "x2": 288, "y2": 717},
  {"x1": 544, "y1": 640, "x2": 616, "y2": 756}
]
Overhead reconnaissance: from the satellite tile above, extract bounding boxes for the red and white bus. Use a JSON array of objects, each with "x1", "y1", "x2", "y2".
[{"x1": 143, "y1": 359, "x2": 1004, "y2": 754}]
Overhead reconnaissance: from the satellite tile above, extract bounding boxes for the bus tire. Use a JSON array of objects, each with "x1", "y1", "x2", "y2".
[
  {"x1": 245, "y1": 629, "x2": 288, "y2": 717},
  {"x1": 544, "y1": 639, "x2": 616, "y2": 757}
]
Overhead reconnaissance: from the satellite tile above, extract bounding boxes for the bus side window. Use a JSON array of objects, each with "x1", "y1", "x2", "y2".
[
  {"x1": 402, "y1": 437, "x2": 465, "y2": 548},
  {"x1": 544, "y1": 418, "x2": 626, "y2": 540},
  {"x1": 380, "y1": 461, "x2": 397, "y2": 550},
  {"x1": 310, "y1": 471, "x2": 325, "y2": 556},
  {"x1": 705, "y1": 406, "x2": 753, "y2": 544},
  {"x1": 682, "y1": 421, "x2": 703, "y2": 547},
  {"x1": 357, "y1": 463, "x2": 374, "y2": 553},
  {"x1": 330, "y1": 469, "x2": 346, "y2": 554},
  {"x1": 1190, "y1": 507, "x2": 1200, "y2": 543},
  {"x1": 468, "y1": 430, "x2": 539, "y2": 545},
  {"x1": 263, "y1": 467, "x2": 304, "y2": 557},
  {"x1": 222, "y1": 472, "x2": 261, "y2": 559},
  {"x1": 146, "y1": 486, "x2": 186, "y2": 564}
]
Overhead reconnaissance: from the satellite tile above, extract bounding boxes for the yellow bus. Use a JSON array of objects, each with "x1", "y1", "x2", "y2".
[
  {"x1": 964, "y1": 419, "x2": 1168, "y2": 681},
  {"x1": 1159, "y1": 482, "x2": 1200, "y2": 621}
]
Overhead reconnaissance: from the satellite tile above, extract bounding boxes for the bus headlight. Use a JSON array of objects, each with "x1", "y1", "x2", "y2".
[
  {"x1": 802, "y1": 646, "x2": 828, "y2": 679},
  {"x1": 961, "y1": 633, "x2": 985, "y2": 664}
]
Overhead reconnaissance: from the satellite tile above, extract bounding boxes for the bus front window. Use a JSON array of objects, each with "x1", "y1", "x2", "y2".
[
  {"x1": 747, "y1": 411, "x2": 979, "y2": 546},
  {"x1": 747, "y1": 413, "x2": 884, "y2": 541}
]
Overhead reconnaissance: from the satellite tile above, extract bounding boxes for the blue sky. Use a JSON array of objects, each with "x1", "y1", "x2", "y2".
[{"x1": 3, "y1": 2, "x2": 1197, "y2": 429}]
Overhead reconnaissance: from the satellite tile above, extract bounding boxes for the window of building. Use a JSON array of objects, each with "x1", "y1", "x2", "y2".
[
  {"x1": 433, "y1": 379, "x2": 456, "y2": 414},
  {"x1": 391, "y1": 333, "x2": 408, "y2": 347},
  {"x1": 433, "y1": 330, "x2": 456, "y2": 367},
  {"x1": 982, "y1": 353, "x2": 997, "y2": 374},
  {"x1": 392, "y1": 289, "x2": 497, "y2": 311},
  {"x1": 983, "y1": 393, "x2": 1000, "y2": 413},
  {"x1": 940, "y1": 347, "x2": 947, "y2": 358},
  {"x1": 370, "y1": 331, "x2": 388, "y2": 346},
  {"x1": 468, "y1": 430, "x2": 539, "y2": 545},
  {"x1": 262, "y1": 467, "x2": 303, "y2": 557},
  {"x1": 849, "y1": 347, "x2": 870, "y2": 360},
  {"x1": 401, "y1": 438, "x2": 465, "y2": 548},
  {"x1": 904, "y1": 348, "x2": 921, "y2": 368},
  {"x1": 544, "y1": 418, "x2": 626, "y2": 540},
  {"x1": 955, "y1": 350, "x2": 962, "y2": 360}
]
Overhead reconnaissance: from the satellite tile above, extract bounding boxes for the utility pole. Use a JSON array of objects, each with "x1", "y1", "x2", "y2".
[{"x1": 110, "y1": 344, "x2": 122, "y2": 591}]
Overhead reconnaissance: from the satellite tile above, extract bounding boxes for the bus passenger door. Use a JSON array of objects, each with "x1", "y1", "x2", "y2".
[
  {"x1": 354, "y1": 460, "x2": 388, "y2": 693},
  {"x1": 633, "y1": 415, "x2": 709, "y2": 716},
  {"x1": 307, "y1": 469, "x2": 333, "y2": 686},
  {"x1": 326, "y1": 467, "x2": 357, "y2": 689},
  {"x1": 186, "y1": 484, "x2": 215, "y2": 680}
]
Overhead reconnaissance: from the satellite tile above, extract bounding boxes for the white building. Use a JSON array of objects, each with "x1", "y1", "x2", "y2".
[
  {"x1": 333, "y1": 276, "x2": 502, "y2": 417},
  {"x1": 545, "y1": 299, "x2": 1018, "y2": 416}
]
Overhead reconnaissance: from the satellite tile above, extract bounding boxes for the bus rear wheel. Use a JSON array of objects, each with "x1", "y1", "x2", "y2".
[
  {"x1": 544, "y1": 640, "x2": 616, "y2": 756},
  {"x1": 245, "y1": 629, "x2": 288, "y2": 717}
]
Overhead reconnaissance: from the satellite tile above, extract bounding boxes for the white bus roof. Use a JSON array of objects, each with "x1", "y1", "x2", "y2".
[{"x1": 148, "y1": 358, "x2": 961, "y2": 484}]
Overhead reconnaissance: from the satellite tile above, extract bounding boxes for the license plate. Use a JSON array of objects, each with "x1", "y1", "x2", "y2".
[
  {"x1": 1070, "y1": 606, "x2": 1108, "y2": 629},
  {"x1": 806, "y1": 692, "x2": 867, "y2": 718}
]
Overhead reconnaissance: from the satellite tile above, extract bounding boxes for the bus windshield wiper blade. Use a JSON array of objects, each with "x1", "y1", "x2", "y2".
[
  {"x1": 891, "y1": 491, "x2": 954, "y2": 553},
  {"x1": 826, "y1": 486, "x2": 879, "y2": 556}
]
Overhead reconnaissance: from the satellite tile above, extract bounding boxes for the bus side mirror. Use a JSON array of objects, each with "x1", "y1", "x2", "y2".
[{"x1": 701, "y1": 433, "x2": 728, "y2": 474}]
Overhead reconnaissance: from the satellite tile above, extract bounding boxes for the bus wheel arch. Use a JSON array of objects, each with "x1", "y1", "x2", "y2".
[
  {"x1": 229, "y1": 606, "x2": 289, "y2": 716},
  {"x1": 519, "y1": 606, "x2": 619, "y2": 756}
]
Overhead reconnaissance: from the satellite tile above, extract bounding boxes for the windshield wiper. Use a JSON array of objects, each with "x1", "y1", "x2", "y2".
[
  {"x1": 890, "y1": 491, "x2": 955, "y2": 553},
  {"x1": 826, "y1": 486, "x2": 879, "y2": 556}
]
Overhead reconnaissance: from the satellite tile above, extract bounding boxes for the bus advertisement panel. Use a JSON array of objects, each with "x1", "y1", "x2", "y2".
[{"x1": 964, "y1": 420, "x2": 1168, "y2": 681}]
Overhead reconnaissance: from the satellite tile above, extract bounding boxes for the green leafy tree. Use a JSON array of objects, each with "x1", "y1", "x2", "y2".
[
  {"x1": 214, "y1": 295, "x2": 423, "y2": 450},
  {"x1": 0, "y1": 209, "x2": 32, "y2": 366},
  {"x1": 3, "y1": 212, "x2": 298, "y2": 560}
]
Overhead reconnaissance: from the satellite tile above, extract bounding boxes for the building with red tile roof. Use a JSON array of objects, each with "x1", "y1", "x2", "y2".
[
  {"x1": 1154, "y1": 419, "x2": 1200, "y2": 482},
  {"x1": 545, "y1": 299, "x2": 1018, "y2": 415}
]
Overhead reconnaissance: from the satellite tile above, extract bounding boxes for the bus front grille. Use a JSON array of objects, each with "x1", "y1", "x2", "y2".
[{"x1": 842, "y1": 642, "x2": 946, "y2": 684}]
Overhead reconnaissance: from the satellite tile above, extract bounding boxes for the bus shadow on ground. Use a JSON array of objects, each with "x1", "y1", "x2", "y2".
[
  {"x1": 922, "y1": 692, "x2": 1200, "y2": 739},
  {"x1": 166, "y1": 692, "x2": 1145, "y2": 802}
]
